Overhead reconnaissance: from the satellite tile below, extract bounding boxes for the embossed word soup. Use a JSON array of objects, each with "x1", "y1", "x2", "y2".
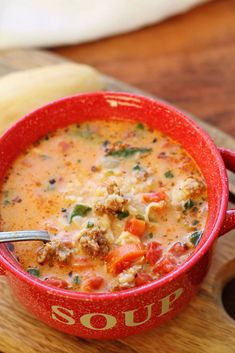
[{"x1": 0, "y1": 121, "x2": 208, "y2": 292}]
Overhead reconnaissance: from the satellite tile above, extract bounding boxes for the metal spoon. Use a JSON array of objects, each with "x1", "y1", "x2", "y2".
[{"x1": 0, "y1": 230, "x2": 51, "y2": 243}]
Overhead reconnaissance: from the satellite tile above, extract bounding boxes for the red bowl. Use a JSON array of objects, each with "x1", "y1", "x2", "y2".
[{"x1": 0, "y1": 92, "x2": 234, "y2": 339}]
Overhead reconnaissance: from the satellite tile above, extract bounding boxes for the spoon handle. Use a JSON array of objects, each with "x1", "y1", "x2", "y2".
[{"x1": 0, "y1": 230, "x2": 51, "y2": 243}]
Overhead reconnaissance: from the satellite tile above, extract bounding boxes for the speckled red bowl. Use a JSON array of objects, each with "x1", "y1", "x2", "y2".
[{"x1": 0, "y1": 92, "x2": 234, "y2": 339}]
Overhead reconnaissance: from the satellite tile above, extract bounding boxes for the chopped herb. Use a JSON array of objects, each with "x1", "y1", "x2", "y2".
[
  {"x1": 136, "y1": 214, "x2": 145, "y2": 220},
  {"x1": 70, "y1": 204, "x2": 92, "y2": 223},
  {"x1": 39, "y1": 154, "x2": 51, "y2": 160},
  {"x1": 147, "y1": 232, "x2": 153, "y2": 239},
  {"x1": 106, "y1": 147, "x2": 152, "y2": 158},
  {"x1": 87, "y1": 221, "x2": 95, "y2": 228},
  {"x1": 3, "y1": 199, "x2": 10, "y2": 205},
  {"x1": 73, "y1": 275, "x2": 81, "y2": 285},
  {"x1": 184, "y1": 199, "x2": 195, "y2": 210},
  {"x1": 164, "y1": 170, "x2": 174, "y2": 178},
  {"x1": 49, "y1": 178, "x2": 56, "y2": 185},
  {"x1": 133, "y1": 164, "x2": 141, "y2": 171},
  {"x1": 136, "y1": 123, "x2": 144, "y2": 130},
  {"x1": 69, "y1": 124, "x2": 94, "y2": 139},
  {"x1": 45, "y1": 183, "x2": 55, "y2": 191},
  {"x1": 192, "y1": 220, "x2": 200, "y2": 226},
  {"x1": 3, "y1": 190, "x2": 9, "y2": 197},
  {"x1": 81, "y1": 126, "x2": 93, "y2": 139},
  {"x1": 27, "y1": 268, "x2": 40, "y2": 277},
  {"x1": 61, "y1": 208, "x2": 67, "y2": 213},
  {"x1": 117, "y1": 210, "x2": 130, "y2": 220},
  {"x1": 190, "y1": 231, "x2": 203, "y2": 246}
]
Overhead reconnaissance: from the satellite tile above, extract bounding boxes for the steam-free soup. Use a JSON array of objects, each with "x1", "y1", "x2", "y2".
[{"x1": 0, "y1": 120, "x2": 208, "y2": 292}]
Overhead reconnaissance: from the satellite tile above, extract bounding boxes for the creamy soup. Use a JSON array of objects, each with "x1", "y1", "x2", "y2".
[{"x1": 0, "y1": 120, "x2": 208, "y2": 292}]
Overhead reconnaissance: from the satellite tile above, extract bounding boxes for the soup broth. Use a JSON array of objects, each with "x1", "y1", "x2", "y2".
[{"x1": 0, "y1": 120, "x2": 208, "y2": 292}]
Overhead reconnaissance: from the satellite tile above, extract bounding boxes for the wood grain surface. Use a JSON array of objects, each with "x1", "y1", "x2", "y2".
[{"x1": 52, "y1": 0, "x2": 235, "y2": 138}]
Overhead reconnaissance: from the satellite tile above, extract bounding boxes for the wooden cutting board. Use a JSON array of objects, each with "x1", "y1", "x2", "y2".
[{"x1": 0, "y1": 49, "x2": 234, "y2": 353}]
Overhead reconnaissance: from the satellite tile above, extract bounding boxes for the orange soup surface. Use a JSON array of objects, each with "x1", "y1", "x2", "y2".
[{"x1": 0, "y1": 120, "x2": 208, "y2": 292}]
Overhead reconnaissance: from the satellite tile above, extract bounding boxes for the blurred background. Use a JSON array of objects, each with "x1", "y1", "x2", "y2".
[
  {"x1": 0, "y1": 0, "x2": 234, "y2": 137},
  {"x1": 0, "y1": 0, "x2": 234, "y2": 135}
]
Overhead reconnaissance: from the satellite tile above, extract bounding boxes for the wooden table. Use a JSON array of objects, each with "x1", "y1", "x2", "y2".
[{"x1": 52, "y1": 0, "x2": 235, "y2": 137}]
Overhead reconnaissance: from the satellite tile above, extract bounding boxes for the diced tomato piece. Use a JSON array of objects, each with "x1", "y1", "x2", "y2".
[
  {"x1": 153, "y1": 255, "x2": 177, "y2": 276},
  {"x1": 72, "y1": 255, "x2": 93, "y2": 270},
  {"x1": 169, "y1": 242, "x2": 187, "y2": 257},
  {"x1": 142, "y1": 189, "x2": 167, "y2": 204},
  {"x1": 106, "y1": 243, "x2": 145, "y2": 274},
  {"x1": 146, "y1": 241, "x2": 163, "y2": 265},
  {"x1": 135, "y1": 272, "x2": 153, "y2": 287},
  {"x1": 83, "y1": 276, "x2": 104, "y2": 292},
  {"x1": 45, "y1": 277, "x2": 68, "y2": 289},
  {"x1": 125, "y1": 218, "x2": 146, "y2": 237}
]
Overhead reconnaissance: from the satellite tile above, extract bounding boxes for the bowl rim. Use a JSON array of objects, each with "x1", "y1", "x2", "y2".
[{"x1": 0, "y1": 91, "x2": 228, "y2": 300}]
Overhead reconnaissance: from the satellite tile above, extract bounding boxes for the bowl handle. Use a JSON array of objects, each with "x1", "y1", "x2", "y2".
[{"x1": 219, "y1": 148, "x2": 235, "y2": 236}]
